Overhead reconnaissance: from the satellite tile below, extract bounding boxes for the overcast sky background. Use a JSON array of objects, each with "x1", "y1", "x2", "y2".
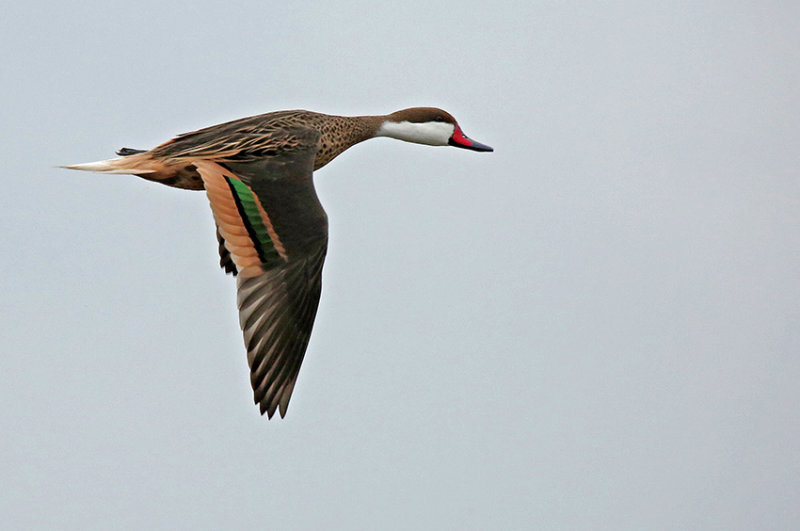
[{"x1": 2, "y1": 2, "x2": 799, "y2": 529}]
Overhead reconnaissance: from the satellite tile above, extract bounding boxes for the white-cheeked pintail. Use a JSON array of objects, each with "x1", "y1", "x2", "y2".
[{"x1": 63, "y1": 107, "x2": 493, "y2": 418}]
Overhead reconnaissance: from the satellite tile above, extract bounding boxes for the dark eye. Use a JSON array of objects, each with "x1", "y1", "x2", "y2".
[{"x1": 434, "y1": 116, "x2": 445, "y2": 122}]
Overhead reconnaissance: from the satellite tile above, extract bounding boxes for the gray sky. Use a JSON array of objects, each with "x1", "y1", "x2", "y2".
[{"x1": 2, "y1": 1, "x2": 799, "y2": 529}]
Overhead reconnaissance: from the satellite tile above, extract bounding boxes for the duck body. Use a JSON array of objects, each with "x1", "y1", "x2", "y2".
[
  {"x1": 63, "y1": 107, "x2": 492, "y2": 418},
  {"x1": 102, "y1": 110, "x2": 381, "y2": 190}
]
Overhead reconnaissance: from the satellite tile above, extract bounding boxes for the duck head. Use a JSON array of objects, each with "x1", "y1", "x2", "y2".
[{"x1": 376, "y1": 107, "x2": 493, "y2": 152}]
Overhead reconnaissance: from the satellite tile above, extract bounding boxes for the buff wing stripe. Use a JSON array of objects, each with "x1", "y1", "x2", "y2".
[{"x1": 194, "y1": 160, "x2": 288, "y2": 276}]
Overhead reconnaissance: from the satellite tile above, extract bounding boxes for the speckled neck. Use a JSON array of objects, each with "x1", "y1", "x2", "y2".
[{"x1": 313, "y1": 115, "x2": 384, "y2": 170}]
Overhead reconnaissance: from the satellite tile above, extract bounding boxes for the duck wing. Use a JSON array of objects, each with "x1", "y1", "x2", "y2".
[{"x1": 192, "y1": 128, "x2": 327, "y2": 418}]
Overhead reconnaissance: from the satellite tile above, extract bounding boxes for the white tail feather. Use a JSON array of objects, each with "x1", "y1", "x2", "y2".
[{"x1": 60, "y1": 157, "x2": 155, "y2": 174}]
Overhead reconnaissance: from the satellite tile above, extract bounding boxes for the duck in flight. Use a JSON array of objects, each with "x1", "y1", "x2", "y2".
[{"x1": 63, "y1": 107, "x2": 493, "y2": 418}]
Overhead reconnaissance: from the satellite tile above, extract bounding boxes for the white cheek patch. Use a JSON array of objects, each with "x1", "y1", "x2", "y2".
[{"x1": 376, "y1": 121, "x2": 455, "y2": 146}]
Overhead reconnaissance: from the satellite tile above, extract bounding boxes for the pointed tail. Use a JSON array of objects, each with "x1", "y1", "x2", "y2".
[{"x1": 60, "y1": 152, "x2": 156, "y2": 175}]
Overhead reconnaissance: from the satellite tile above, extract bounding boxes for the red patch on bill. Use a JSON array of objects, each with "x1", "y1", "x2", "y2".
[{"x1": 451, "y1": 126, "x2": 472, "y2": 147}]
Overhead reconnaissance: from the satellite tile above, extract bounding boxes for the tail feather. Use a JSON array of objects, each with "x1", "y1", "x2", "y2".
[
  {"x1": 61, "y1": 150, "x2": 205, "y2": 190},
  {"x1": 116, "y1": 147, "x2": 146, "y2": 156},
  {"x1": 60, "y1": 154, "x2": 155, "y2": 174}
]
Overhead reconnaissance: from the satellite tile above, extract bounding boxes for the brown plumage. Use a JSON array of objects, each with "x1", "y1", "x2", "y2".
[{"x1": 63, "y1": 107, "x2": 492, "y2": 418}]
